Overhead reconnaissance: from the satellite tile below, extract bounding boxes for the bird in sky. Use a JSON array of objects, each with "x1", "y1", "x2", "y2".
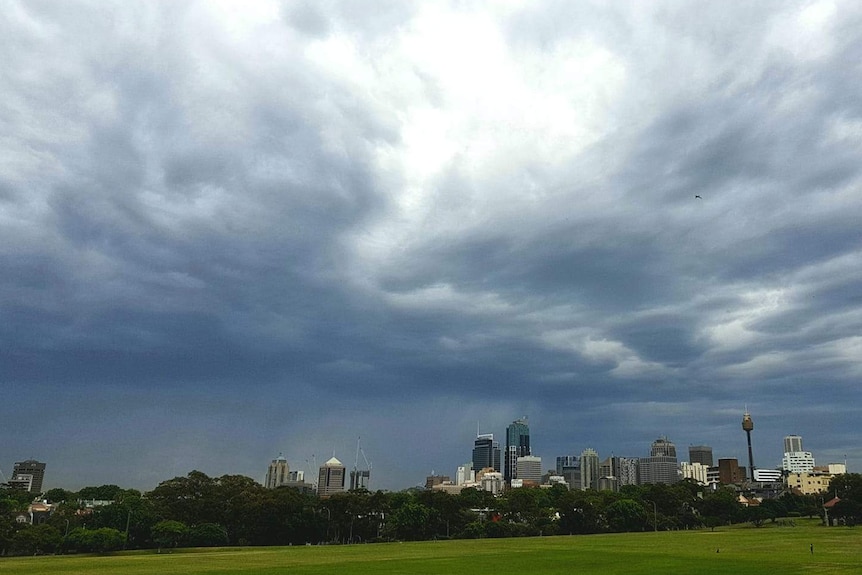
[{"x1": 694, "y1": 195, "x2": 702, "y2": 199}]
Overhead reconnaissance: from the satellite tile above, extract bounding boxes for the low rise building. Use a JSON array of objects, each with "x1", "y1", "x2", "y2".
[
  {"x1": 788, "y1": 471, "x2": 835, "y2": 495},
  {"x1": 753, "y1": 468, "x2": 783, "y2": 482}
]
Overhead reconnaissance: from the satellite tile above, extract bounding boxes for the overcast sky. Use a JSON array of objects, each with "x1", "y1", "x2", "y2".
[{"x1": 2, "y1": 0, "x2": 861, "y2": 491}]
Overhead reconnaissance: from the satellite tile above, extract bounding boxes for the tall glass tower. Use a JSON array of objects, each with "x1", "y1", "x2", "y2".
[
  {"x1": 505, "y1": 418, "x2": 530, "y2": 483},
  {"x1": 472, "y1": 434, "x2": 501, "y2": 473}
]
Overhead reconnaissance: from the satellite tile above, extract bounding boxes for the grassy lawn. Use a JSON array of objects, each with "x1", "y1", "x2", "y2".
[{"x1": 4, "y1": 520, "x2": 861, "y2": 575}]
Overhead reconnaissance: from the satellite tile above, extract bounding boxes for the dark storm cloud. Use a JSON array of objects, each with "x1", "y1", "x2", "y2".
[{"x1": 2, "y1": 1, "x2": 861, "y2": 489}]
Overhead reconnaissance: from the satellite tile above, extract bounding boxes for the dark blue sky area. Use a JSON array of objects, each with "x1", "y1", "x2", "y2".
[{"x1": 2, "y1": 0, "x2": 861, "y2": 490}]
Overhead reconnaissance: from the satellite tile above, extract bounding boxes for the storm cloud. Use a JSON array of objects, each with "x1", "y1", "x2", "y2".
[{"x1": 2, "y1": 0, "x2": 861, "y2": 489}]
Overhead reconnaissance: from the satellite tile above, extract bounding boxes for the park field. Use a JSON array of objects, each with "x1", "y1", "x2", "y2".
[{"x1": 4, "y1": 521, "x2": 861, "y2": 575}]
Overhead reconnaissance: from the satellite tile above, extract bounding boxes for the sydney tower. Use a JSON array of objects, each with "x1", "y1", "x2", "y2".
[{"x1": 742, "y1": 410, "x2": 755, "y2": 482}]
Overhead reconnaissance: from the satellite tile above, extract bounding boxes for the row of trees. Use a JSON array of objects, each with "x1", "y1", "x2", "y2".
[{"x1": 4, "y1": 472, "x2": 860, "y2": 555}]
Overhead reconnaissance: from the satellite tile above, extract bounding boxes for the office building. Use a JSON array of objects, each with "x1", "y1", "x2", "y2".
[
  {"x1": 425, "y1": 474, "x2": 451, "y2": 489},
  {"x1": 680, "y1": 462, "x2": 709, "y2": 485},
  {"x1": 597, "y1": 461, "x2": 620, "y2": 491},
  {"x1": 515, "y1": 455, "x2": 542, "y2": 483},
  {"x1": 545, "y1": 473, "x2": 568, "y2": 488},
  {"x1": 784, "y1": 435, "x2": 804, "y2": 454},
  {"x1": 556, "y1": 455, "x2": 580, "y2": 490},
  {"x1": 289, "y1": 470, "x2": 305, "y2": 482},
  {"x1": 318, "y1": 457, "x2": 346, "y2": 498},
  {"x1": 472, "y1": 433, "x2": 501, "y2": 473},
  {"x1": 689, "y1": 445, "x2": 714, "y2": 467},
  {"x1": 650, "y1": 437, "x2": 677, "y2": 458},
  {"x1": 782, "y1": 451, "x2": 815, "y2": 473},
  {"x1": 477, "y1": 470, "x2": 504, "y2": 495},
  {"x1": 782, "y1": 433, "x2": 814, "y2": 473},
  {"x1": 599, "y1": 457, "x2": 616, "y2": 479},
  {"x1": 598, "y1": 476, "x2": 619, "y2": 491},
  {"x1": 753, "y1": 468, "x2": 783, "y2": 482},
  {"x1": 706, "y1": 466, "x2": 721, "y2": 486},
  {"x1": 718, "y1": 458, "x2": 745, "y2": 484},
  {"x1": 456, "y1": 464, "x2": 475, "y2": 485},
  {"x1": 7, "y1": 475, "x2": 33, "y2": 491},
  {"x1": 12, "y1": 460, "x2": 46, "y2": 494},
  {"x1": 580, "y1": 449, "x2": 600, "y2": 490},
  {"x1": 350, "y1": 469, "x2": 370, "y2": 491},
  {"x1": 265, "y1": 454, "x2": 290, "y2": 489},
  {"x1": 639, "y1": 438, "x2": 679, "y2": 485},
  {"x1": 505, "y1": 418, "x2": 530, "y2": 483},
  {"x1": 618, "y1": 457, "x2": 640, "y2": 486},
  {"x1": 787, "y1": 471, "x2": 834, "y2": 495}
]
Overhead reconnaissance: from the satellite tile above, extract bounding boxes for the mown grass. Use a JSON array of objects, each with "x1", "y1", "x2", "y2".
[{"x1": 4, "y1": 520, "x2": 861, "y2": 575}]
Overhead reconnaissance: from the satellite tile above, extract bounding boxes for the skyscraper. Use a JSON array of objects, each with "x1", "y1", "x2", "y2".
[
  {"x1": 784, "y1": 435, "x2": 804, "y2": 454},
  {"x1": 580, "y1": 448, "x2": 600, "y2": 490},
  {"x1": 505, "y1": 418, "x2": 530, "y2": 483},
  {"x1": 318, "y1": 457, "x2": 346, "y2": 497},
  {"x1": 688, "y1": 445, "x2": 714, "y2": 467},
  {"x1": 265, "y1": 454, "x2": 289, "y2": 489},
  {"x1": 349, "y1": 469, "x2": 370, "y2": 490},
  {"x1": 598, "y1": 456, "x2": 626, "y2": 491},
  {"x1": 782, "y1": 451, "x2": 815, "y2": 473},
  {"x1": 650, "y1": 437, "x2": 677, "y2": 457},
  {"x1": 12, "y1": 460, "x2": 46, "y2": 494},
  {"x1": 639, "y1": 438, "x2": 679, "y2": 485},
  {"x1": 618, "y1": 457, "x2": 640, "y2": 486},
  {"x1": 515, "y1": 455, "x2": 542, "y2": 483},
  {"x1": 472, "y1": 433, "x2": 501, "y2": 473},
  {"x1": 556, "y1": 455, "x2": 580, "y2": 490},
  {"x1": 782, "y1": 434, "x2": 813, "y2": 473}
]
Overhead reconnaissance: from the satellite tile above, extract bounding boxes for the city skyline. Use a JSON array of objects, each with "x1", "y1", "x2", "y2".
[
  {"x1": 4, "y1": 416, "x2": 848, "y2": 494},
  {"x1": 3, "y1": 1, "x2": 862, "y2": 491}
]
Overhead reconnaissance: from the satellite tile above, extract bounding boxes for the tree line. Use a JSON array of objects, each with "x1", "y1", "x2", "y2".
[{"x1": 3, "y1": 471, "x2": 860, "y2": 556}]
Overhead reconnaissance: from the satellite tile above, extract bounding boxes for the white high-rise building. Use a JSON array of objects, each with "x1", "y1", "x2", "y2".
[
  {"x1": 782, "y1": 434, "x2": 815, "y2": 474},
  {"x1": 782, "y1": 451, "x2": 815, "y2": 473}
]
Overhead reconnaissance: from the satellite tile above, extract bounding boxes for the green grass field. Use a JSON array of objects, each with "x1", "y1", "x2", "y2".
[{"x1": 4, "y1": 520, "x2": 861, "y2": 575}]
